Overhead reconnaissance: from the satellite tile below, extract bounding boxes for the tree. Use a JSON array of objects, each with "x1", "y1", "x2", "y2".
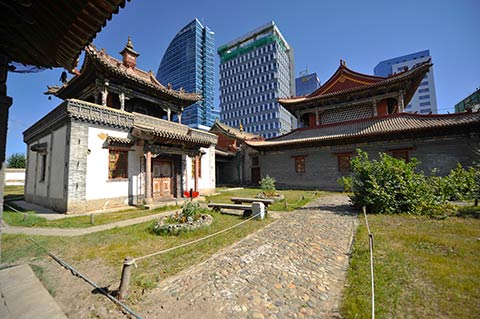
[{"x1": 7, "y1": 153, "x2": 26, "y2": 168}]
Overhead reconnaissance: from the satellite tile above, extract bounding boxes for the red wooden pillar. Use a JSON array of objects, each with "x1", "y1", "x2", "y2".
[{"x1": 194, "y1": 155, "x2": 199, "y2": 192}]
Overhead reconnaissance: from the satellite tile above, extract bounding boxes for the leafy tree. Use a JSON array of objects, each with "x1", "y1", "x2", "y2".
[{"x1": 7, "y1": 153, "x2": 26, "y2": 168}]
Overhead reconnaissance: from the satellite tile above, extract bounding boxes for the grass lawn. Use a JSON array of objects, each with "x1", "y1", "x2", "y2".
[
  {"x1": 2, "y1": 210, "x2": 272, "y2": 301},
  {"x1": 341, "y1": 213, "x2": 480, "y2": 318},
  {"x1": 2, "y1": 185, "x2": 181, "y2": 228},
  {"x1": 207, "y1": 187, "x2": 328, "y2": 211}
]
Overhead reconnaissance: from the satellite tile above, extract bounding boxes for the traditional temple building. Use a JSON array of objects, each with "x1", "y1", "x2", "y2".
[
  {"x1": 246, "y1": 60, "x2": 480, "y2": 190},
  {"x1": 23, "y1": 39, "x2": 217, "y2": 213},
  {"x1": 209, "y1": 121, "x2": 262, "y2": 186}
]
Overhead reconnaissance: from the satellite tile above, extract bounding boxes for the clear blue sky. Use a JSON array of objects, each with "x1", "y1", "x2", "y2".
[{"x1": 6, "y1": 0, "x2": 479, "y2": 157}]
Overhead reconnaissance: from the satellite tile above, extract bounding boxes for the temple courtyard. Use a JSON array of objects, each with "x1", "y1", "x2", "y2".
[{"x1": 2, "y1": 187, "x2": 479, "y2": 318}]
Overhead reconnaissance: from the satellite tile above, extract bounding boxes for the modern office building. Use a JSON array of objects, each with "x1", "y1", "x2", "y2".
[
  {"x1": 374, "y1": 50, "x2": 438, "y2": 114},
  {"x1": 157, "y1": 18, "x2": 217, "y2": 129},
  {"x1": 295, "y1": 71, "x2": 321, "y2": 96},
  {"x1": 455, "y1": 88, "x2": 480, "y2": 113},
  {"x1": 218, "y1": 21, "x2": 296, "y2": 138}
]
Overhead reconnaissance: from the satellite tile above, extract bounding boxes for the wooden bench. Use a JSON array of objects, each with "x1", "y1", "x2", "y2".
[
  {"x1": 207, "y1": 203, "x2": 253, "y2": 217},
  {"x1": 230, "y1": 197, "x2": 275, "y2": 208}
]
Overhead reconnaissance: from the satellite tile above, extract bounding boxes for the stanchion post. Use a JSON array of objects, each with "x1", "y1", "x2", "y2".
[
  {"x1": 90, "y1": 214, "x2": 94, "y2": 225},
  {"x1": 118, "y1": 257, "x2": 135, "y2": 300}
]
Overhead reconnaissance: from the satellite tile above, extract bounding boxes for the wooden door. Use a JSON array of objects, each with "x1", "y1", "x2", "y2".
[
  {"x1": 251, "y1": 167, "x2": 260, "y2": 185},
  {"x1": 152, "y1": 160, "x2": 173, "y2": 199}
]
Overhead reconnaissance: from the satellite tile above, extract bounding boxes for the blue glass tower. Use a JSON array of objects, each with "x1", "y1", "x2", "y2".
[
  {"x1": 157, "y1": 19, "x2": 217, "y2": 128},
  {"x1": 295, "y1": 72, "x2": 321, "y2": 96}
]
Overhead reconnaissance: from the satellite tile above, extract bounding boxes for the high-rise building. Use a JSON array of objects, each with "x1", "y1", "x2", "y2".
[
  {"x1": 454, "y1": 88, "x2": 480, "y2": 113},
  {"x1": 374, "y1": 50, "x2": 438, "y2": 114},
  {"x1": 295, "y1": 72, "x2": 321, "y2": 96},
  {"x1": 218, "y1": 21, "x2": 296, "y2": 138},
  {"x1": 157, "y1": 18, "x2": 217, "y2": 129}
]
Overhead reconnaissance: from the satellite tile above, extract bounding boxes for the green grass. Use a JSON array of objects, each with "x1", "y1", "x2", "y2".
[
  {"x1": 3, "y1": 205, "x2": 179, "y2": 228},
  {"x1": 2, "y1": 210, "x2": 272, "y2": 301},
  {"x1": 3, "y1": 185, "x2": 181, "y2": 228},
  {"x1": 207, "y1": 188, "x2": 328, "y2": 211},
  {"x1": 341, "y1": 214, "x2": 480, "y2": 318}
]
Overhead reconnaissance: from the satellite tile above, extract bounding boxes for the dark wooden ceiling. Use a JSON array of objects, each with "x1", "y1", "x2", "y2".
[{"x1": 0, "y1": 0, "x2": 129, "y2": 70}]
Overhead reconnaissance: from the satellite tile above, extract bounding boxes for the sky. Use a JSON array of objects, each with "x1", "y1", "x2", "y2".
[{"x1": 5, "y1": 0, "x2": 479, "y2": 157}]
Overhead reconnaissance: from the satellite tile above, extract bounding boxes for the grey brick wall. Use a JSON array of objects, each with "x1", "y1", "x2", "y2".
[{"x1": 258, "y1": 134, "x2": 479, "y2": 191}]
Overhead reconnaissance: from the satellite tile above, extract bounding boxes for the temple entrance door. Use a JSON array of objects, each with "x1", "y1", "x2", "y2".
[
  {"x1": 251, "y1": 167, "x2": 260, "y2": 185},
  {"x1": 152, "y1": 160, "x2": 173, "y2": 199}
]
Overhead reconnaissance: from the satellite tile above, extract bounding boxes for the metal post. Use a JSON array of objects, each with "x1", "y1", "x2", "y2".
[
  {"x1": 118, "y1": 257, "x2": 135, "y2": 300},
  {"x1": 90, "y1": 214, "x2": 95, "y2": 225}
]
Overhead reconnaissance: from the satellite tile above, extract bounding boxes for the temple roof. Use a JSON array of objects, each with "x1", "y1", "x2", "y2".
[
  {"x1": 48, "y1": 43, "x2": 201, "y2": 107},
  {"x1": 1, "y1": 0, "x2": 130, "y2": 70},
  {"x1": 245, "y1": 111, "x2": 480, "y2": 151},
  {"x1": 24, "y1": 99, "x2": 217, "y2": 147},
  {"x1": 280, "y1": 60, "x2": 432, "y2": 113},
  {"x1": 210, "y1": 120, "x2": 263, "y2": 141}
]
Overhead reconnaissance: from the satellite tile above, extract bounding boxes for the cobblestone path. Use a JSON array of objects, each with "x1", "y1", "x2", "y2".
[{"x1": 141, "y1": 194, "x2": 357, "y2": 319}]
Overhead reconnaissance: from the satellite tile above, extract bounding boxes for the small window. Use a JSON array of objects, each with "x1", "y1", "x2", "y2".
[
  {"x1": 295, "y1": 157, "x2": 305, "y2": 173},
  {"x1": 109, "y1": 150, "x2": 128, "y2": 179},
  {"x1": 337, "y1": 153, "x2": 352, "y2": 172},
  {"x1": 40, "y1": 154, "x2": 47, "y2": 182},
  {"x1": 391, "y1": 150, "x2": 409, "y2": 162}
]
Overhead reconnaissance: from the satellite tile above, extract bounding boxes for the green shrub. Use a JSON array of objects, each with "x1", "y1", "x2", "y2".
[
  {"x1": 437, "y1": 164, "x2": 476, "y2": 201},
  {"x1": 259, "y1": 175, "x2": 276, "y2": 197},
  {"x1": 344, "y1": 150, "x2": 442, "y2": 216}
]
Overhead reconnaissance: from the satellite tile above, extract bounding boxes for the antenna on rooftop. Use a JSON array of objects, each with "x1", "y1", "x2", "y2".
[{"x1": 299, "y1": 66, "x2": 309, "y2": 77}]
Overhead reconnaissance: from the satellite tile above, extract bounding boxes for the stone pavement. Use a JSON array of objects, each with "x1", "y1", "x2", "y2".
[
  {"x1": 140, "y1": 194, "x2": 357, "y2": 319},
  {"x1": 0, "y1": 264, "x2": 67, "y2": 319}
]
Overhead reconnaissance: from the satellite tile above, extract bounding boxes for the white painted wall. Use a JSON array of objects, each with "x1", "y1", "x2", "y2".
[
  {"x1": 85, "y1": 127, "x2": 134, "y2": 201},
  {"x1": 183, "y1": 146, "x2": 216, "y2": 194},
  {"x1": 49, "y1": 126, "x2": 67, "y2": 199},
  {"x1": 34, "y1": 135, "x2": 50, "y2": 198},
  {"x1": 5, "y1": 169, "x2": 25, "y2": 185}
]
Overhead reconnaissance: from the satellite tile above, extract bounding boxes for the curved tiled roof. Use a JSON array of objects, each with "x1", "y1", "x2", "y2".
[
  {"x1": 279, "y1": 60, "x2": 431, "y2": 109},
  {"x1": 85, "y1": 44, "x2": 201, "y2": 102},
  {"x1": 210, "y1": 120, "x2": 262, "y2": 141},
  {"x1": 246, "y1": 112, "x2": 480, "y2": 150}
]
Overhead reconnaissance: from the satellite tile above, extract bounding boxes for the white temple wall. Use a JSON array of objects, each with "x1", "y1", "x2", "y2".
[
  {"x1": 183, "y1": 146, "x2": 216, "y2": 195},
  {"x1": 49, "y1": 125, "x2": 67, "y2": 199},
  {"x1": 85, "y1": 126, "x2": 132, "y2": 202}
]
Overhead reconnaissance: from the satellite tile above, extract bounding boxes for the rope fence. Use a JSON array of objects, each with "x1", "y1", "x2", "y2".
[
  {"x1": 28, "y1": 237, "x2": 144, "y2": 319},
  {"x1": 117, "y1": 209, "x2": 264, "y2": 299},
  {"x1": 362, "y1": 206, "x2": 375, "y2": 319}
]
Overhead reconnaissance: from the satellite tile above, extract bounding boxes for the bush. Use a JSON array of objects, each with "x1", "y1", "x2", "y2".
[
  {"x1": 259, "y1": 175, "x2": 276, "y2": 197},
  {"x1": 430, "y1": 164, "x2": 477, "y2": 201},
  {"x1": 343, "y1": 150, "x2": 445, "y2": 216},
  {"x1": 7, "y1": 153, "x2": 26, "y2": 168}
]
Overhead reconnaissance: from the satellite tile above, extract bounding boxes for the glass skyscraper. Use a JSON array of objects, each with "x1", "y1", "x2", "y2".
[
  {"x1": 374, "y1": 50, "x2": 438, "y2": 114},
  {"x1": 156, "y1": 19, "x2": 217, "y2": 128},
  {"x1": 295, "y1": 72, "x2": 321, "y2": 96},
  {"x1": 218, "y1": 21, "x2": 296, "y2": 138}
]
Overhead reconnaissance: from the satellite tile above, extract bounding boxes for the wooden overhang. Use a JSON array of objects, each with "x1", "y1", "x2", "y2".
[
  {"x1": 48, "y1": 44, "x2": 201, "y2": 109},
  {"x1": 245, "y1": 112, "x2": 480, "y2": 151},
  {"x1": 0, "y1": 0, "x2": 130, "y2": 70},
  {"x1": 279, "y1": 60, "x2": 432, "y2": 114}
]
